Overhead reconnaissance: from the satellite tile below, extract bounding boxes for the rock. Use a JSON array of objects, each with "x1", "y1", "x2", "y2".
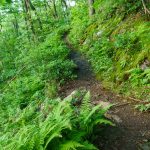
[
  {"x1": 143, "y1": 139, "x2": 148, "y2": 142},
  {"x1": 96, "y1": 30, "x2": 103, "y2": 37},
  {"x1": 140, "y1": 59, "x2": 150, "y2": 71},
  {"x1": 83, "y1": 38, "x2": 90, "y2": 45},
  {"x1": 99, "y1": 101, "x2": 111, "y2": 109},
  {"x1": 105, "y1": 113, "x2": 123, "y2": 123},
  {"x1": 64, "y1": 90, "x2": 78, "y2": 101},
  {"x1": 123, "y1": 99, "x2": 127, "y2": 103}
]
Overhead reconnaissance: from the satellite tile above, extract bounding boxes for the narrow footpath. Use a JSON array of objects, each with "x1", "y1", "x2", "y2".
[{"x1": 60, "y1": 34, "x2": 150, "y2": 150}]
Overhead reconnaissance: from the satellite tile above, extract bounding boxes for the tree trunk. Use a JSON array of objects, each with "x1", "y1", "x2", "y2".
[
  {"x1": 88, "y1": 0, "x2": 95, "y2": 16},
  {"x1": 44, "y1": 0, "x2": 49, "y2": 21},
  {"x1": 61, "y1": 0, "x2": 68, "y2": 18},
  {"x1": 61, "y1": 0, "x2": 68, "y2": 10},
  {"x1": 52, "y1": 0, "x2": 58, "y2": 18},
  {"x1": 142, "y1": 0, "x2": 150, "y2": 15},
  {"x1": 12, "y1": 15, "x2": 19, "y2": 36},
  {"x1": 21, "y1": 0, "x2": 31, "y2": 41},
  {"x1": 0, "y1": 12, "x2": 2, "y2": 32},
  {"x1": 0, "y1": 23, "x2": 2, "y2": 32},
  {"x1": 24, "y1": 0, "x2": 36, "y2": 41},
  {"x1": 29, "y1": 0, "x2": 43, "y2": 30}
]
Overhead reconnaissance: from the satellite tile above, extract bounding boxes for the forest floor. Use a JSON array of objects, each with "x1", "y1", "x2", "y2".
[{"x1": 60, "y1": 35, "x2": 150, "y2": 150}]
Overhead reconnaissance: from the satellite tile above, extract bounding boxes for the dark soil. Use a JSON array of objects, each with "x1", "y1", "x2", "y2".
[{"x1": 60, "y1": 35, "x2": 150, "y2": 150}]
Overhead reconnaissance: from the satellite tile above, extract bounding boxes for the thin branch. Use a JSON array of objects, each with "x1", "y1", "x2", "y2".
[{"x1": 141, "y1": 0, "x2": 150, "y2": 15}]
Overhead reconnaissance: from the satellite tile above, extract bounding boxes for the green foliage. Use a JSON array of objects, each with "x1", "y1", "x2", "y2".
[
  {"x1": 87, "y1": 38, "x2": 113, "y2": 77},
  {"x1": 69, "y1": 0, "x2": 150, "y2": 102},
  {"x1": 0, "y1": 24, "x2": 76, "y2": 123},
  {"x1": 135, "y1": 103, "x2": 150, "y2": 112},
  {"x1": 0, "y1": 0, "x2": 113, "y2": 149},
  {"x1": 127, "y1": 68, "x2": 150, "y2": 87},
  {"x1": 0, "y1": 0, "x2": 11, "y2": 4},
  {"x1": 0, "y1": 91, "x2": 111, "y2": 150},
  {"x1": 68, "y1": 1, "x2": 89, "y2": 45}
]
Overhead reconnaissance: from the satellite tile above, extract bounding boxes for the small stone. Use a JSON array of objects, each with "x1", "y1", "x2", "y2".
[
  {"x1": 123, "y1": 99, "x2": 127, "y2": 102},
  {"x1": 143, "y1": 139, "x2": 148, "y2": 142},
  {"x1": 99, "y1": 101, "x2": 111, "y2": 109},
  {"x1": 105, "y1": 114, "x2": 123, "y2": 123},
  {"x1": 96, "y1": 30, "x2": 103, "y2": 37},
  {"x1": 64, "y1": 90, "x2": 78, "y2": 101}
]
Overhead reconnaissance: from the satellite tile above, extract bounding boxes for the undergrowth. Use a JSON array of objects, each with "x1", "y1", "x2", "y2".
[
  {"x1": 0, "y1": 17, "x2": 112, "y2": 149},
  {"x1": 68, "y1": 0, "x2": 150, "y2": 109},
  {"x1": 0, "y1": 24, "x2": 76, "y2": 113},
  {"x1": 0, "y1": 90, "x2": 112, "y2": 150}
]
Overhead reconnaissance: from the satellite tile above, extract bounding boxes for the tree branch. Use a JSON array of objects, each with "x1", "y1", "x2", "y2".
[{"x1": 141, "y1": 0, "x2": 150, "y2": 15}]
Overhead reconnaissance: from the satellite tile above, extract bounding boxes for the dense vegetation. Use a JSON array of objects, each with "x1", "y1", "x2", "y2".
[
  {"x1": 68, "y1": 0, "x2": 150, "y2": 111},
  {"x1": 69, "y1": 0, "x2": 150, "y2": 101},
  {"x1": 0, "y1": 0, "x2": 111, "y2": 149},
  {"x1": 0, "y1": 0, "x2": 150, "y2": 149},
  {"x1": 0, "y1": 90, "x2": 112, "y2": 149}
]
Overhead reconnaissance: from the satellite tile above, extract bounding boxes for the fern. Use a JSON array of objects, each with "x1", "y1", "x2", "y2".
[
  {"x1": 82, "y1": 141, "x2": 98, "y2": 150},
  {"x1": 59, "y1": 141, "x2": 84, "y2": 150},
  {"x1": 84, "y1": 104, "x2": 102, "y2": 124},
  {"x1": 0, "y1": 91, "x2": 111, "y2": 150},
  {"x1": 80, "y1": 91, "x2": 91, "y2": 119}
]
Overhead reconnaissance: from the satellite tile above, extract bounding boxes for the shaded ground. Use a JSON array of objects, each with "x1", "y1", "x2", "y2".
[{"x1": 60, "y1": 35, "x2": 150, "y2": 150}]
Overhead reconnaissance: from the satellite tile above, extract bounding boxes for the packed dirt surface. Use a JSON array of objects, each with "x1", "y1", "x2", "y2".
[{"x1": 60, "y1": 35, "x2": 150, "y2": 150}]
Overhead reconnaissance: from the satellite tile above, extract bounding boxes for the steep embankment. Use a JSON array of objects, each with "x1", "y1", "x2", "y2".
[
  {"x1": 68, "y1": 0, "x2": 150, "y2": 106},
  {"x1": 61, "y1": 34, "x2": 150, "y2": 150}
]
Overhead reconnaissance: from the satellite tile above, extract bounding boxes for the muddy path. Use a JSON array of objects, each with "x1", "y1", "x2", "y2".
[{"x1": 60, "y1": 35, "x2": 150, "y2": 150}]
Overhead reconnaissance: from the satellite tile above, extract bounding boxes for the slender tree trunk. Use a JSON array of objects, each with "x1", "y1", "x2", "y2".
[
  {"x1": 88, "y1": 0, "x2": 95, "y2": 16},
  {"x1": 44, "y1": 0, "x2": 49, "y2": 21},
  {"x1": 29, "y1": 0, "x2": 43, "y2": 30},
  {"x1": 0, "y1": 23, "x2": 2, "y2": 32},
  {"x1": 0, "y1": 13, "x2": 2, "y2": 32},
  {"x1": 21, "y1": 0, "x2": 31, "y2": 41},
  {"x1": 24, "y1": 0, "x2": 36, "y2": 41},
  {"x1": 141, "y1": 0, "x2": 150, "y2": 15},
  {"x1": 13, "y1": 15, "x2": 19, "y2": 36},
  {"x1": 61, "y1": 0, "x2": 68, "y2": 18},
  {"x1": 61, "y1": 0, "x2": 67, "y2": 10},
  {"x1": 52, "y1": 0, "x2": 58, "y2": 18}
]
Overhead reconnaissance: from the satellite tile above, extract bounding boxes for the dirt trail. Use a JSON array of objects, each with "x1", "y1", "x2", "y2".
[{"x1": 60, "y1": 35, "x2": 150, "y2": 150}]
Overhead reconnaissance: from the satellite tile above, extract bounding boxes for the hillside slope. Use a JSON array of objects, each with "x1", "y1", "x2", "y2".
[{"x1": 69, "y1": 0, "x2": 150, "y2": 105}]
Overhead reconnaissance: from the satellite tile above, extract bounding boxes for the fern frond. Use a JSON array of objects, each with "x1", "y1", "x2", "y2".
[
  {"x1": 44, "y1": 132, "x2": 62, "y2": 149},
  {"x1": 59, "y1": 140, "x2": 84, "y2": 150},
  {"x1": 82, "y1": 141, "x2": 98, "y2": 150},
  {"x1": 68, "y1": 130, "x2": 86, "y2": 142},
  {"x1": 84, "y1": 105, "x2": 101, "y2": 124},
  {"x1": 94, "y1": 118, "x2": 114, "y2": 126},
  {"x1": 80, "y1": 91, "x2": 91, "y2": 118}
]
